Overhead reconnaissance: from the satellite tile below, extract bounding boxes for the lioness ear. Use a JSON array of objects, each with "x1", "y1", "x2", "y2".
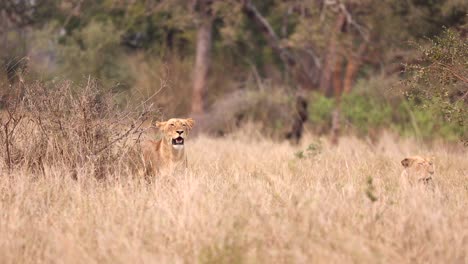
[
  {"x1": 426, "y1": 156, "x2": 435, "y2": 165},
  {"x1": 185, "y1": 118, "x2": 195, "y2": 130},
  {"x1": 401, "y1": 158, "x2": 413, "y2": 168},
  {"x1": 156, "y1": 121, "x2": 167, "y2": 129}
]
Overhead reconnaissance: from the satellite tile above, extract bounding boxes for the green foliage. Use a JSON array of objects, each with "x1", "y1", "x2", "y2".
[
  {"x1": 341, "y1": 93, "x2": 393, "y2": 135},
  {"x1": 404, "y1": 28, "x2": 467, "y2": 143},
  {"x1": 306, "y1": 78, "x2": 465, "y2": 141},
  {"x1": 294, "y1": 151, "x2": 305, "y2": 159},
  {"x1": 396, "y1": 99, "x2": 466, "y2": 142},
  {"x1": 199, "y1": 241, "x2": 245, "y2": 264},
  {"x1": 365, "y1": 176, "x2": 378, "y2": 203},
  {"x1": 295, "y1": 140, "x2": 322, "y2": 159},
  {"x1": 57, "y1": 20, "x2": 132, "y2": 89},
  {"x1": 308, "y1": 89, "x2": 393, "y2": 136},
  {"x1": 1, "y1": 0, "x2": 466, "y2": 143},
  {"x1": 199, "y1": 226, "x2": 246, "y2": 264},
  {"x1": 307, "y1": 92, "x2": 335, "y2": 130}
]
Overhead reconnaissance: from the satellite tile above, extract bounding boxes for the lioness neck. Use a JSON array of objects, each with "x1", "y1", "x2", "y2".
[{"x1": 160, "y1": 139, "x2": 185, "y2": 161}]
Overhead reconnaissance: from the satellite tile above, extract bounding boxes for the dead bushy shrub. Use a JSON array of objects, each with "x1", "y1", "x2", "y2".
[
  {"x1": 201, "y1": 87, "x2": 294, "y2": 138},
  {"x1": 0, "y1": 79, "x2": 157, "y2": 178},
  {"x1": 0, "y1": 94, "x2": 27, "y2": 172}
]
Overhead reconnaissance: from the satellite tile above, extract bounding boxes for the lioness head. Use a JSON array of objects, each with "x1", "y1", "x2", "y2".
[
  {"x1": 401, "y1": 156, "x2": 435, "y2": 180},
  {"x1": 156, "y1": 118, "x2": 195, "y2": 150}
]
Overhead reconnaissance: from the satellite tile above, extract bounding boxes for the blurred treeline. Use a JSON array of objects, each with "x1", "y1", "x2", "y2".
[{"x1": 0, "y1": 0, "x2": 466, "y2": 142}]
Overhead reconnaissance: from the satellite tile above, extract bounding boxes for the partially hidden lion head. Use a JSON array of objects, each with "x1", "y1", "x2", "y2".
[
  {"x1": 401, "y1": 156, "x2": 435, "y2": 181},
  {"x1": 156, "y1": 118, "x2": 195, "y2": 150}
]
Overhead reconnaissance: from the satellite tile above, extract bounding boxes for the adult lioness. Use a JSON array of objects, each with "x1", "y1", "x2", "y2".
[
  {"x1": 400, "y1": 156, "x2": 435, "y2": 189},
  {"x1": 141, "y1": 118, "x2": 195, "y2": 175}
]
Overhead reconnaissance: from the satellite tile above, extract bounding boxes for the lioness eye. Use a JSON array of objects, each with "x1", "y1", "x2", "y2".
[
  {"x1": 170, "y1": 124, "x2": 175, "y2": 127},
  {"x1": 183, "y1": 124, "x2": 187, "y2": 127}
]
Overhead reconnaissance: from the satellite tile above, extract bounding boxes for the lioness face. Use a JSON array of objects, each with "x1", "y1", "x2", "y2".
[
  {"x1": 401, "y1": 156, "x2": 435, "y2": 178},
  {"x1": 156, "y1": 118, "x2": 195, "y2": 150}
]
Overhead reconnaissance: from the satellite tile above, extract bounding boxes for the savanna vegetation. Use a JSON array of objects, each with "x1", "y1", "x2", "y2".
[
  {"x1": 1, "y1": 0, "x2": 466, "y2": 142},
  {"x1": 1, "y1": 123, "x2": 467, "y2": 263},
  {"x1": 0, "y1": 1, "x2": 467, "y2": 263}
]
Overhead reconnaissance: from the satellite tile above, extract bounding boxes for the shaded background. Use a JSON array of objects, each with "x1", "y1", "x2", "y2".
[{"x1": 0, "y1": 0, "x2": 466, "y2": 143}]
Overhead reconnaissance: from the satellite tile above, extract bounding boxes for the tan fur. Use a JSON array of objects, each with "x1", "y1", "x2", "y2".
[
  {"x1": 141, "y1": 118, "x2": 195, "y2": 176},
  {"x1": 400, "y1": 155, "x2": 435, "y2": 189}
]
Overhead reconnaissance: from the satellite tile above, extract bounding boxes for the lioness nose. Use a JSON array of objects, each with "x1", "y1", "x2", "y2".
[{"x1": 176, "y1": 130, "x2": 184, "y2": 135}]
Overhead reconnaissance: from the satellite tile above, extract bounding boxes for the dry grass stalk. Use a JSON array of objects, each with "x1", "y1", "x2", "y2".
[{"x1": 0, "y1": 128, "x2": 467, "y2": 263}]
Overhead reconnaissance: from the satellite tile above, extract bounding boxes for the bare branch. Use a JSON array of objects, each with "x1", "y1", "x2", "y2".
[
  {"x1": 338, "y1": 2, "x2": 370, "y2": 42},
  {"x1": 241, "y1": 0, "x2": 296, "y2": 67}
]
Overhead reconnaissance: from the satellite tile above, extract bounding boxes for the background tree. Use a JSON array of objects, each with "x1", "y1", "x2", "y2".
[
  {"x1": 404, "y1": 28, "x2": 467, "y2": 143},
  {"x1": 191, "y1": 0, "x2": 214, "y2": 115},
  {"x1": 0, "y1": 0, "x2": 466, "y2": 143}
]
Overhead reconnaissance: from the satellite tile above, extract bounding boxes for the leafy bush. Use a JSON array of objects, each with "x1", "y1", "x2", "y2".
[
  {"x1": 305, "y1": 76, "x2": 465, "y2": 142},
  {"x1": 57, "y1": 20, "x2": 132, "y2": 90},
  {"x1": 403, "y1": 28, "x2": 467, "y2": 143},
  {"x1": 295, "y1": 140, "x2": 322, "y2": 159},
  {"x1": 341, "y1": 93, "x2": 392, "y2": 135},
  {"x1": 307, "y1": 92, "x2": 335, "y2": 132},
  {"x1": 395, "y1": 99, "x2": 466, "y2": 142},
  {"x1": 307, "y1": 89, "x2": 392, "y2": 136}
]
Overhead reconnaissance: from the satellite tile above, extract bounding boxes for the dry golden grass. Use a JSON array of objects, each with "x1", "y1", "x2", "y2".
[{"x1": 0, "y1": 129, "x2": 467, "y2": 264}]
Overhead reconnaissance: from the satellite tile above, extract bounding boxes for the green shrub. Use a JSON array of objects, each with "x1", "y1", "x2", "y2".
[
  {"x1": 305, "y1": 78, "x2": 464, "y2": 142},
  {"x1": 57, "y1": 20, "x2": 132, "y2": 90},
  {"x1": 403, "y1": 28, "x2": 467, "y2": 143},
  {"x1": 395, "y1": 99, "x2": 466, "y2": 142},
  {"x1": 307, "y1": 92, "x2": 335, "y2": 131},
  {"x1": 341, "y1": 93, "x2": 392, "y2": 135}
]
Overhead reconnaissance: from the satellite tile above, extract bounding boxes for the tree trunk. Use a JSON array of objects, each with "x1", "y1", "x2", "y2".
[
  {"x1": 320, "y1": 12, "x2": 346, "y2": 97},
  {"x1": 343, "y1": 59, "x2": 358, "y2": 94},
  {"x1": 343, "y1": 42, "x2": 367, "y2": 93},
  {"x1": 333, "y1": 53, "x2": 344, "y2": 97},
  {"x1": 241, "y1": 0, "x2": 318, "y2": 143},
  {"x1": 191, "y1": 18, "x2": 213, "y2": 115},
  {"x1": 320, "y1": 13, "x2": 345, "y2": 144},
  {"x1": 330, "y1": 55, "x2": 344, "y2": 146},
  {"x1": 286, "y1": 92, "x2": 308, "y2": 144},
  {"x1": 330, "y1": 107, "x2": 340, "y2": 145}
]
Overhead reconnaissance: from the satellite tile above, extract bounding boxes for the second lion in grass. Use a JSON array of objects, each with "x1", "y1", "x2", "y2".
[{"x1": 400, "y1": 155, "x2": 435, "y2": 190}]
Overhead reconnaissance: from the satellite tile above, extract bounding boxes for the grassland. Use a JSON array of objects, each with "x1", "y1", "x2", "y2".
[{"x1": 0, "y1": 130, "x2": 467, "y2": 263}]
